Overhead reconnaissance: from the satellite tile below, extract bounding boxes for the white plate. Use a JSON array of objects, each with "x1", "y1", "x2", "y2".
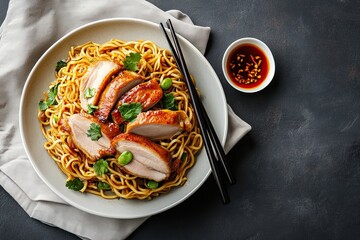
[{"x1": 19, "y1": 18, "x2": 228, "y2": 219}]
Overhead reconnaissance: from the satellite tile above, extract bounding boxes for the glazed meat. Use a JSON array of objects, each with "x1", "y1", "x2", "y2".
[
  {"x1": 94, "y1": 70, "x2": 145, "y2": 122},
  {"x1": 119, "y1": 79, "x2": 163, "y2": 110},
  {"x1": 79, "y1": 60, "x2": 120, "y2": 111},
  {"x1": 112, "y1": 133, "x2": 172, "y2": 181},
  {"x1": 126, "y1": 110, "x2": 191, "y2": 140},
  {"x1": 64, "y1": 113, "x2": 120, "y2": 160},
  {"x1": 111, "y1": 79, "x2": 163, "y2": 125}
]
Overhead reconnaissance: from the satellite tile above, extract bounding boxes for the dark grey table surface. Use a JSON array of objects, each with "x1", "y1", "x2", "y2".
[{"x1": 1, "y1": 0, "x2": 360, "y2": 239}]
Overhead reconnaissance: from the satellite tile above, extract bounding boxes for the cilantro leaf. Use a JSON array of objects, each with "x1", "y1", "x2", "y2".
[
  {"x1": 38, "y1": 83, "x2": 59, "y2": 110},
  {"x1": 162, "y1": 93, "x2": 178, "y2": 110},
  {"x1": 50, "y1": 82, "x2": 60, "y2": 94},
  {"x1": 87, "y1": 123, "x2": 102, "y2": 141},
  {"x1": 66, "y1": 178, "x2": 84, "y2": 191},
  {"x1": 93, "y1": 159, "x2": 109, "y2": 176},
  {"x1": 38, "y1": 101, "x2": 48, "y2": 111},
  {"x1": 98, "y1": 181, "x2": 111, "y2": 190},
  {"x1": 119, "y1": 103, "x2": 142, "y2": 122},
  {"x1": 87, "y1": 104, "x2": 98, "y2": 115},
  {"x1": 84, "y1": 87, "x2": 96, "y2": 99},
  {"x1": 56, "y1": 59, "x2": 67, "y2": 72},
  {"x1": 180, "y1": 152, "x2": 188, "y2": 162},
  {"x1": 123, "y1": 52, "x2": 141, "y2": 71},
  {"x1": 46, "y1": 83, "x2": 59, "y2": 105}
]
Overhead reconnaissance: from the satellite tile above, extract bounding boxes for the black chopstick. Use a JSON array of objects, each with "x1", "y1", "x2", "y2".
[
  {"x1": 160, "y1": 19, "x2": 235, "y2": 203},
  {"x1": 163, "y1": 20, "x2": 235, "y2": 185}
]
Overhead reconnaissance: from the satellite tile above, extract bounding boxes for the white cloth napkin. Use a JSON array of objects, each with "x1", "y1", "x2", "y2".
[{"x1": 0, "y1": 0, "x2": 251, "y2": 239}]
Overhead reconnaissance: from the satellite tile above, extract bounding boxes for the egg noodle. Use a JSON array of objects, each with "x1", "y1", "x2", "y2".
[{"x1": 38, "y1": 39, "x2": 203, "y2": 200}]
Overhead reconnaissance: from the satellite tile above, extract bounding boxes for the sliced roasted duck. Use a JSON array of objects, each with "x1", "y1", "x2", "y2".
[
  {"x1": 60, "y1": 113, "x2": 120, "y2": 160},
  {"x1": 94, "y1": 70, "x2": 145, "y2": 122},
  {"x1": 111, "y1": 79, "x2": 163, "y2": 125},
  {"x1": 112, "y1": 133, "x2": 172, "y2": 182},
  {"x1": 126, "y1": 110, "x2": 191, "y2": 140},
  {"x1": 79, "y1": 60, "x2": 120, "y2": 111}
]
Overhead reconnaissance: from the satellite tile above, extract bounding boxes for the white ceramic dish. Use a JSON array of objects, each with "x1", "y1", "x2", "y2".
[
  {"x1": 222, "y1": 37, "x2": 275, "y2": 93},
  {"x1": 19, "y1": 18, "x2": 228, "y2": 219}
]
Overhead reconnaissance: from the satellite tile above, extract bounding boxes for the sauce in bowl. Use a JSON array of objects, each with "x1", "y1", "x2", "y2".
[
  {"x1": 226, "y1": 43, "x2": 269, "y2": 89},
  {"x1": 222, "y1": 37, "x2": 275, "y2": 93}
]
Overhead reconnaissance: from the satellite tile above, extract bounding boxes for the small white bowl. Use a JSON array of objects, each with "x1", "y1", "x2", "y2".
[{"x1": 222, "y1": 37, "x2": 275, "y2": 93}]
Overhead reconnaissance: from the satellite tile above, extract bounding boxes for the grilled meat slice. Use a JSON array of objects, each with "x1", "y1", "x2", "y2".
[
  {"x1": 63, "y1": 113, "x2": 120, "y2": 160},
  {"x1": 126, "y1": 110, "x2": 191, "y2": 140},
  {"x1": 79, "y1": 60, "x2": 120, "y2": 111},
  {"x1": 111, "y1": 79, "x2": 163, "y2": 125},
  {"x1": 94, "y1": 70, "x2": 145, "y2": 122},
  {"x1": 112, "y1": 133, "x2": 172, "y2": 181}
]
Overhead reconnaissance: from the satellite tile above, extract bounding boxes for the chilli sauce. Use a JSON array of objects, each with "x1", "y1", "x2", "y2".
[{"x1": 227, "y1": 44, "x2": 269, "y2": 89}]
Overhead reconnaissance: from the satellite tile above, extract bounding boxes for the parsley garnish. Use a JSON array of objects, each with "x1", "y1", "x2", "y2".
[
  {"x1": 98, "y1": 181, "x2": 111, "y2": 190},
  {"x1": 180, "y1": 152, "x2": 188, "y2": 162},
  {"x1": 87, "y1": 104, "x2": 98, "y2": 115},
  {"x1": 47, "y1": 83, "x2": 59, "y2": 105},
  {"x1": 123, "y1": 52, "x2": 141, "y2": 71},
  {"x1": 38, "y1": 83, "x2": 60, "y2": 110},
  {"x1": 93, "y1": 159, "x2": 109, "y2": 176},
  {"x1": 87, "y1": 123, "x2": 102, "y2": 141},
  {"x1": 119, "y1": 103, "x2": 142, "y2": 122},
  {"x1": 84, "y1": 87, "x2": 96, "y2": 99},
  {"x1": 162, "y1": 93, "x2": 178, "y2": 110},
  {"x1": 65, "y1": 178, "x2": 84, "y2": 191},
  {"x1": 38, "y1": 101, "x2": 48, "y2": 111},
  {"x1": 56, "y1": 59, "x2": 67, "y2": 72}
]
